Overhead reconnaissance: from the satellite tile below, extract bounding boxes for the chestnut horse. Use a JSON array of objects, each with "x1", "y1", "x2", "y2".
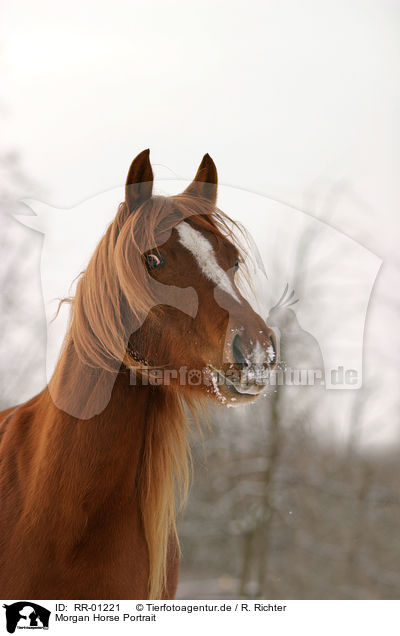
[{"x1": 0, "y1": 150, "x2": 276, "y2": 600}]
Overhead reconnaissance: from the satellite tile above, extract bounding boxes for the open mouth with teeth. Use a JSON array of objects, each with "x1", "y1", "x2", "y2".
[{"x1": 209, "y1": 335, "x2": 277, "y2": 403}]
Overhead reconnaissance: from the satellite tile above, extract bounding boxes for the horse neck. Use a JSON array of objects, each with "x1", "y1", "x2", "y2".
[
  {"x1": 9, "y1": 334, "x2": 189, "y2": 599},
  {"x1": 39, "y1": 338, "x2": 151, "y2": 511}
]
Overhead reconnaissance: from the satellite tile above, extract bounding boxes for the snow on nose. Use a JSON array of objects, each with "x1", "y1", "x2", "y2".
[
  {"x1": 248, "y1": 340, "x2": 276, "y2": 366},
  {"x1": 249, "y1": 341, "x2": 266, "y2": 365}
]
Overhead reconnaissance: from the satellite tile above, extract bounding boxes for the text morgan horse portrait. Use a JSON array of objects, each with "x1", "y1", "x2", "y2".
[{"x1": 0, "y1": 150, "x2": 277, "y2": 599}]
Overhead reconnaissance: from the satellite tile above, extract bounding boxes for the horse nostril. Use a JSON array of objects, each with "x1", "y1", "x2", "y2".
[
  {"x1": 232, "y1": 334, "x2": 248, "y2": 365},
  {"x1": 269, "y1": 334, "x2": 276, "y2": 361}
]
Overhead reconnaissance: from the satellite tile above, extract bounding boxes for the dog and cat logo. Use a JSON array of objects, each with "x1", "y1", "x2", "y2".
[{"x1": 2, "y1": 603, "x2": 50, "y2": 633}]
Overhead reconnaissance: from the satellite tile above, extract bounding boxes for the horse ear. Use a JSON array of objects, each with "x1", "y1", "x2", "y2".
[
  {"x1": 184, "y1": 153, "x2": 218, "y2": 205},
  {"x1": 125, "y1": 149, "x2": 154, "y2": 213}
]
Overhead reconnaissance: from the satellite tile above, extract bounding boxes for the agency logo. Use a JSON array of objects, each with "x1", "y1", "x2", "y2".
[{"x1": 2, "y1": 603, "x2": 50, "y2": 633}]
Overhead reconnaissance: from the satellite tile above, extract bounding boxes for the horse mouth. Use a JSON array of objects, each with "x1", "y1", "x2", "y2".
[{"x1": 209, "y1": 365, "x2": 269, "y2": 403}]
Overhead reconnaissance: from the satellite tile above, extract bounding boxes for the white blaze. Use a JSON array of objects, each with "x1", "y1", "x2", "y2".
[{"x1": 176, "y1": 222, "x2": 241, "y2": 303}]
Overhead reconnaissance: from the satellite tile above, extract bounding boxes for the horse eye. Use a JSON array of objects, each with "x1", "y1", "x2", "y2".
[
  {"x1": 234, "y1": 259, "x2": 240, "y2": 273},
  {"x1": 145, "y1": 253, "x2": 165, "y2": 270}
]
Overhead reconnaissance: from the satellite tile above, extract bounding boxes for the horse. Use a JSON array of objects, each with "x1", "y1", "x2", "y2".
[{"x1": 0, "y1": 150, "x2": 276, "y2": 600}]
